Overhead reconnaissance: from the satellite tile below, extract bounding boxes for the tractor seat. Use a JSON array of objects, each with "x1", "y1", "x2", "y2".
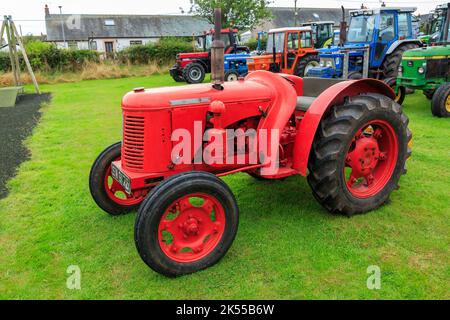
[{"x1": 296, "y1": 96, "x2": 316, "y2": 112}]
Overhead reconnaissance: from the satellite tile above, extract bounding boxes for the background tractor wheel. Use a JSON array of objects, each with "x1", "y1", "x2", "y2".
[
  {"x1": 348, "y1": 71, "x2": 362, "y2": 79},
  {"x1": 172, "y1": 74, "x2": 185, "y2": 82},
  {"x1": 307, "y1": 93, "x2": 411, "y2": 216},
  {"x1": 383, "y1": 77, "x2": 406, "y2": 105},
  {"x1": 423, "y1": 89, "x2": 435, "y2": 100},
  {"x1": 382, "y1": 43, "x2": 420, "y2": 78},
  {"x1": 134, "y1": 171, "x2": 239, "y2": 277},
  {"x1": 296, "y1": 55, "x2": 320, "y2": 77},
  {"x1": 183, "y1": 63, "x2": 206, "y2": 84},
  {"x1": 431, "y1": 83, "x2": 450, "y2": 117},
  {"x1": 225, "y1": 71, "x2": 239, "y2": 82},
  {"x1": 89, "y1": 142, "x2": 145, "y2": 215}
]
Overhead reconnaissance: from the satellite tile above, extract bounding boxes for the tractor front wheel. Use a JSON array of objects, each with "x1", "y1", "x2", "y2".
[
  {"x1": 225, "y1": 71, "x2": 239, "y2": 82},
  {"x1": 89, "y1": 142, "x2": 146, "y2": 215},
  {"x1": 134, "y1": 171, "x2": 239, "y2": 277},
  {"x1": 307, "y1": 93, "x2": 411, "y2": 216},
  {"x1": 296, "y1": 55, "x2": 320, "y2": 77},
  {"x1": 431, "y1": 83, "x2": 450, "y2": 117},
  {"x1": 383, "y1": 77, "x2": 406, "y2": 105},
  {"x1": 183, "y1": 63, "x2": 206, "y2": 84}
]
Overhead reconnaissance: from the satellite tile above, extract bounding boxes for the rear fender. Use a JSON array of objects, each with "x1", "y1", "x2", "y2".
[{"x1": 292, "y1": 79, "x2": 395, "y2": 176}]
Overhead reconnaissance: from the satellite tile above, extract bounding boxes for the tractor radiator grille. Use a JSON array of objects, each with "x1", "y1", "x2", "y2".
[
  {"x1": 123, "y1": 115, "x2": 145, "y2": 170},
  {"x1": 426, "y1": 58, "x2": 449, "y2": 79}
]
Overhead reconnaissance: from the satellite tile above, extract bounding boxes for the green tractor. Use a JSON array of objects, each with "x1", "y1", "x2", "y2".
[
  {"x1": 300, "y1": 21, "x2": 335, "y2": 48},
  {"x1": 397, "y1": 3, "x2": 450, "y2": 117}
]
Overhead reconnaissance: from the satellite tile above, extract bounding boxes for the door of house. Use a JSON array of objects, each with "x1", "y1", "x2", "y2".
[{"x1": 104, "y1": 41, "x2": 114, "y2": 58}]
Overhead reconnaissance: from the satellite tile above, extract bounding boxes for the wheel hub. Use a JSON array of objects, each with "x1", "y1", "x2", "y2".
[
  {"x1": 158, "y1": 193, "x2": 225, "y2": 262},
  {"x1": 344, "y1": 122, "x2": 398, "y2": 198}
]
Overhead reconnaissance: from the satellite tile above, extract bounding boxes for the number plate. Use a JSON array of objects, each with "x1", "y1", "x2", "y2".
[{"x1": 111, "y1": 164, "x2": 131, "y2": 194}]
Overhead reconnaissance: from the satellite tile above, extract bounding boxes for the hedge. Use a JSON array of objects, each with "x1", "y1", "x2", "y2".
[
  {"x1": 117, "y1": 37, "x2": 197, "y2": 65},
  {"x1": 0, "y1": 41, "x2": 99, "y2": 73}
]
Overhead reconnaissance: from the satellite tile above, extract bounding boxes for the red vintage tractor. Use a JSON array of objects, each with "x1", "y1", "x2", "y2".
[
  {"x1": 170, "y1": 28, "x2": 249, "y2": 84},
  {"x1": 90, "y1": 9, "x2": 412, "y2": 277}
]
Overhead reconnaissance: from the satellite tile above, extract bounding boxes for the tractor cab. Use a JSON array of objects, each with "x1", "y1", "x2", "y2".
[
  {"x1": 420, "y1": 4, "x2": 449, "y2": 45},
  {"x1": 300, "y1": 21, "x2": 335, "y2": 48},
  {"x1": 307, "y1": 7, "x2": 420, "y2": 82},
  {"x1": 247, "y1": 27, "x2": 320, "y2": 77}
]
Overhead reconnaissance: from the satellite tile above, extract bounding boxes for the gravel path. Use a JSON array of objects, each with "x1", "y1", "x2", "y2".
[{"x1": 0, "y1": 93, "x2": 51, "y2": 199}]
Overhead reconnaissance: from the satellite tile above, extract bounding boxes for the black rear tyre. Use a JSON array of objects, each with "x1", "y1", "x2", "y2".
[
  {"x1": 431, "y1": 83, "x2": 450, "y2": 117},
  {"x1": 183, "y1": 63, "x2": 206, "y2": 84},
  {"x1": 382, "y1": 43, "x2": 420, "y2": 78},
  {"x1": 134, "y1": 171, "x2": 239, "y2": 277},
  {"x1": 307, "y1": 93, "x2": 411, "y2": 216}
]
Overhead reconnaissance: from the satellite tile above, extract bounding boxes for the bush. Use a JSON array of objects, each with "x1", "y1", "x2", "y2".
[
  {"x1": 246, "y1": 37, "x2": 267, "y2": 51},
  {"x1": 118, "y1": 37, "x2": 196, "y2": 65},
  {"x1": 0, "y1": 40, "x2": 99, "y2": 73}
]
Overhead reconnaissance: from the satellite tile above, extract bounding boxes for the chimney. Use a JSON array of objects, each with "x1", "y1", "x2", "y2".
[{"x1": 45, "y1": 4, "x2": 50, "y2": 16}]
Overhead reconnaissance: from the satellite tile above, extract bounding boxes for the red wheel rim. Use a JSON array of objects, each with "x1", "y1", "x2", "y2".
[
  {"x1": 158, "y1": 193, "x2": 226, "y2": 263},
  {"x1": 344, "y1": 120, "x2": 398, "y2": 198},
  {"x1": 104, "y1": 157, "x2": 144, "y2": 206}
]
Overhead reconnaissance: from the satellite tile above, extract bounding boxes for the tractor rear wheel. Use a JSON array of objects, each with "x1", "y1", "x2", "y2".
[
  {"x1": 431, "y1": 83, "x2": 450, "y2": 117},
  {"x1": 183, "y1": 63, "x2": 206, "y2": 84},
  {"x1": 134, "y1": 171, "x2": 239, "y2": 277},
  {"x1": 296, "y1": 54, "x2": 320, "y2": 77},
  {"x1": 89, "y1": 142, "x2": 146, "y2": 215},
  {"x1": 307, "y1": 93, "x2": 411, "y2": 216},
  {"x1": 382, "y1": 43, "x2": 420, "y2": 78},
  {"x1": 383, "y1": 77, "x2": 406, "y2": 105}
]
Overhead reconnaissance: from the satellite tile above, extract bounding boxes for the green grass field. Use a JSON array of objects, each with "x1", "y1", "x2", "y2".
[{"x1": 0, "y1": 74, "x2": 448, "y2": 299}]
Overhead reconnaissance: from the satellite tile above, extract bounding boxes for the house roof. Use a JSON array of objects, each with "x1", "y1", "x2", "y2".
[
  {"x1": 45, "y1": 14, "x2": 213, "y2": 41},
  {"x1": 268, "y1": 7, "x2": 355, "y2": 28}
]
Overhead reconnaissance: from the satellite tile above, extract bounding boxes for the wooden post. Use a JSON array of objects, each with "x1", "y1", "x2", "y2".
[
  {"x1": 4, "y1": 17, "x2": 19, "y2": 86},
  {"x1": 11, "y1": 21, "x2": 40, "y2": 94},
  {"x1": 9, "y1": 17, "x2": 22, "y2": 85}
]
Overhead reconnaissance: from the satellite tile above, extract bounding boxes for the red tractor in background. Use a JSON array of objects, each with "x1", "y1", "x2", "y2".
[
  {"x1": 170, "y1": 28, "x2": 249, "y2": 84},
  {"x1": 90, "y1": 9, "x2": 412, "y2": 277}
]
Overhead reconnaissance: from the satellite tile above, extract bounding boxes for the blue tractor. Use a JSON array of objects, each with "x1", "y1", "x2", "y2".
[
  {"x1": 223, "y1": 53, "x2": 250, "y2": 81},
  {"x1": 307, "y1": 7, "x2": 422, "y2": 104}
]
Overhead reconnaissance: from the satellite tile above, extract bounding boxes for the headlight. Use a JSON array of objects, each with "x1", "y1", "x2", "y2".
[
  {"x1": 326, "y1": 60, "x2": 333, "y2": 68},
  {"x1": 320, "y1": 60, "x2": 325, "y2": 67},
  {"x1": 418, "y1": 67, "x2": 425, "y2": 74},
  {"x1": 398, "y1": 66, "x2": 403, "y2": 73}
]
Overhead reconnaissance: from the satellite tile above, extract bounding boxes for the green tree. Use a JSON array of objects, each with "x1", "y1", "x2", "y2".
[{"x1": 188, "y1": 0, "x2": 273, "y2": 31}]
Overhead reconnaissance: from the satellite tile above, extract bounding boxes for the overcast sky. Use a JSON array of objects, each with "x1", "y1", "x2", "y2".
[{"x1": 1, "y1": 0, "x2": 442, "y2": 35}]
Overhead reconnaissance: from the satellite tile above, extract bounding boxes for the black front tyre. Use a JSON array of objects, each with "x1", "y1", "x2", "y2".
[
  {"x1": 307, "y1": 93, "x2": 411, "y2": 216},
  {"x1": 183, "y1": 63, "x2": 206, "y2": 84},
  {"x1": 225, "y1": 71, "x2": 239, "y2": 82},
  {"x1": 135, "y1": 171, "x2": 239, "y2": 277},
  {"x1": 431, "y1": 83, "x2": 450, "y2": 117},
  {"x1": 89, "y1": 142, "x2": 145, "y2": 215},
  {"x1": 383, "y1": 77, "x2": 406, "y2": 105}
]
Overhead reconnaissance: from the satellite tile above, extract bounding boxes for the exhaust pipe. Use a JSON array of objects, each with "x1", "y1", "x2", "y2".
[
  {"x1": 339, "y1": 6, "x2": 347, "y2": 46},
  {"x1": 211, "y1": 8, "x2": 225, "y2": 90}
]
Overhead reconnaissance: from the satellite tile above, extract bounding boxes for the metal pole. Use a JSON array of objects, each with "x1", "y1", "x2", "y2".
[
  {"x1": 59, "y1": 6, "x2": 66, "y2": 48},
  {"x1": 294, "y1": 0, "x2": 298, "y2": 26}
]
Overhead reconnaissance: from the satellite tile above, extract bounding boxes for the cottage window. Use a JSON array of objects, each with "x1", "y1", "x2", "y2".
[
  {"x1": 130, "y1": 40, "x2": 143, "y2": 46},
  {"x1": 104, "y1": 19, "x2": 115, "y2": 26},
  {"x1": 68, "y1": 41, "x2": 78, "y2": 50}
]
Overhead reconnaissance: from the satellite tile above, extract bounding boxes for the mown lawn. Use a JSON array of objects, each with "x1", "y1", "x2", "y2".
[{"x1": 0, "y1": 74, "x2": 448, "y2": 299}]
